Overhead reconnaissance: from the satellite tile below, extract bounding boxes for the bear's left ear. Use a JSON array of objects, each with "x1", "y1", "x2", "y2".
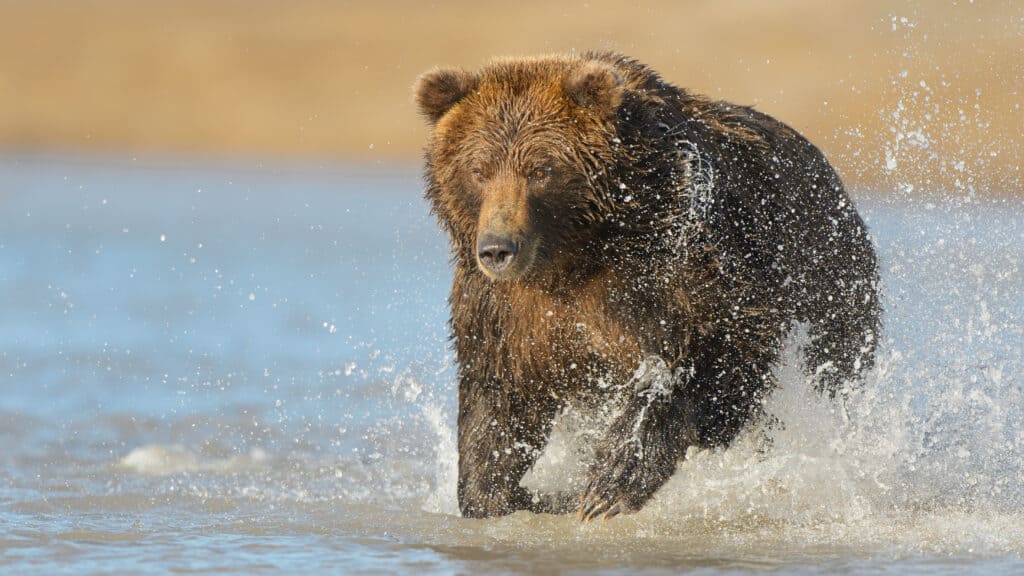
[
  {"x1": 414, "y1": 68, "x2": 479, "y2": 124},
  {"x1": 563, "y1": 62, "x2": 624, "y2": 117}
]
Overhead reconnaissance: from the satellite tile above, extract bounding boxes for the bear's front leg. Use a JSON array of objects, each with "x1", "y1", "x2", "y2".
[
  {"x1": 579, "y1": 356, "x2": 697, "y2": 522},
  {"x1": 457, "y1": 376, "x2": 560, "y2": 518}
]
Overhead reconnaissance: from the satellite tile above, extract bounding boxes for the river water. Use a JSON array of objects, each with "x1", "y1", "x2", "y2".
[{"x1": 1, "y1": 154, "x2": 1022, "y2": 574}]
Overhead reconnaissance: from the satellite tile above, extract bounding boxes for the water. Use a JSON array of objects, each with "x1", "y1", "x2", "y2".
[{"x1": 1, "y1": 153, "x2": 1022, "y2": 574}]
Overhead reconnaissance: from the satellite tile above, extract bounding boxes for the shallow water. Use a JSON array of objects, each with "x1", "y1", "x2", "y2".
[{"x1": 1, "y1": 154, "x2": 1022, "y2": 574}]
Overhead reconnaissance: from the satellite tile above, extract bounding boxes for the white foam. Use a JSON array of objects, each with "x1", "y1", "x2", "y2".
[
  {"x1": 421, "y1": 401, "x2": 459, "y2": 515},
  {"x1": 118, "y1": 444, "x2": 268, "y2": 475}
]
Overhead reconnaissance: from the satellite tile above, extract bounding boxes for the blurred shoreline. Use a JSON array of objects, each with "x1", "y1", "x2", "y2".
[
  {"x1": 10, "y1": 150, "x2": 1024, "y2": 207},
  {"x1": 1, "y1": 0, "x2": 1021, "y2": 195}
]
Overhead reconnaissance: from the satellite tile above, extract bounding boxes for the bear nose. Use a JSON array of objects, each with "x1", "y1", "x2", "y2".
[{"x1": 477, "y1": 235, "x2": 519, "y2": 273}]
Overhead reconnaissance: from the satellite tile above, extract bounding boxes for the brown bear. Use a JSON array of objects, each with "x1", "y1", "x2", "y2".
[{"x1": 414, "y1": 52, "x2": 880, "y2": 521}]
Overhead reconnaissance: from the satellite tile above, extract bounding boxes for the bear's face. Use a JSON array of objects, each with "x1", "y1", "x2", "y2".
[{"x1": 416, "y1": 59, "x2": 625, "y2": 283}]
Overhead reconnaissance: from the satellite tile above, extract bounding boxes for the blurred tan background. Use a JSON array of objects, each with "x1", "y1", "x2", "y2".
[{"x1": 1, "y1": 0, "x2": 1021, "y2": 195}]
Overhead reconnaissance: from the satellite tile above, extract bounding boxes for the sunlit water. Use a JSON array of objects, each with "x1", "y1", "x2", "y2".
[{"x1": 1, "y1": 154, "x2": 1022, "y2": 574}]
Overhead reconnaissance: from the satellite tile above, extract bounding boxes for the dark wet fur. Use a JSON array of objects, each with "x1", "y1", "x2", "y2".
[{"x1": 415, "y1": 52, "x2": 881, "y2": 519}]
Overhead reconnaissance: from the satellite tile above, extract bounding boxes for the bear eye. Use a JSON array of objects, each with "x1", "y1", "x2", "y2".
[
  {"x1": 469, "y1": 167, "x2": 488, "y2": 185},
  {"x1": 528, "y1": 166, "x2": 551, "y2": 184}
]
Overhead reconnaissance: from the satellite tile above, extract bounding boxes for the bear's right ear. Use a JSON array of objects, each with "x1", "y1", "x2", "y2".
[{"x1": 414, "y1": 68, "x2": 478, "y2": 124}]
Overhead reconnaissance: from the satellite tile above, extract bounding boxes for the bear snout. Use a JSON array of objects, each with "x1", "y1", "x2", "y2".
[{"x1": 476, "y1": 234, "x2": 520, "y2": 276}]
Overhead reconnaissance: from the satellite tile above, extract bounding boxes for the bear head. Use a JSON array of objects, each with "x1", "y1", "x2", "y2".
[{"x1": 415, "y1": 56, "x2": 632, "y2": 284}]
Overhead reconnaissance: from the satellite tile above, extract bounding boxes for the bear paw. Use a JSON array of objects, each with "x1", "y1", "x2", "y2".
[{"x1": 578, "y1": 442, "x2": 647, "y2": 522}]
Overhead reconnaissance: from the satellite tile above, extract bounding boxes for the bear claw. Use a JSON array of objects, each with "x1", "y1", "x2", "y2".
[{"x1": 579, "y1": 483, "x2": 631, "y2": 523}]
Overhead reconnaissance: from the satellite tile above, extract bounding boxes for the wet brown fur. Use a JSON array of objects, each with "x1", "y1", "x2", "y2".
[{"x1": 416, "y1": 52, "x2": 881, "y2": 519}]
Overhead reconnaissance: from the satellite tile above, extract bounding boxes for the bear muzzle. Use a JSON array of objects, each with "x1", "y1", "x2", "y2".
[{"x1": 476, "y1": 233, "x2": 520, "y2": 277}]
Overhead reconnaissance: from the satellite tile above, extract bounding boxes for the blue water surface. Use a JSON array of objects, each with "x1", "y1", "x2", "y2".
[{"x1": 1, "y1": 153, "x2": 1022, "y2": 575}]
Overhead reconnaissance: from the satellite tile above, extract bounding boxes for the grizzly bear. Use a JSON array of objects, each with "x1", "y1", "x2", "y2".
[{"x1": 414, "y1": 52, "x2": 880, "y2": 521}]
